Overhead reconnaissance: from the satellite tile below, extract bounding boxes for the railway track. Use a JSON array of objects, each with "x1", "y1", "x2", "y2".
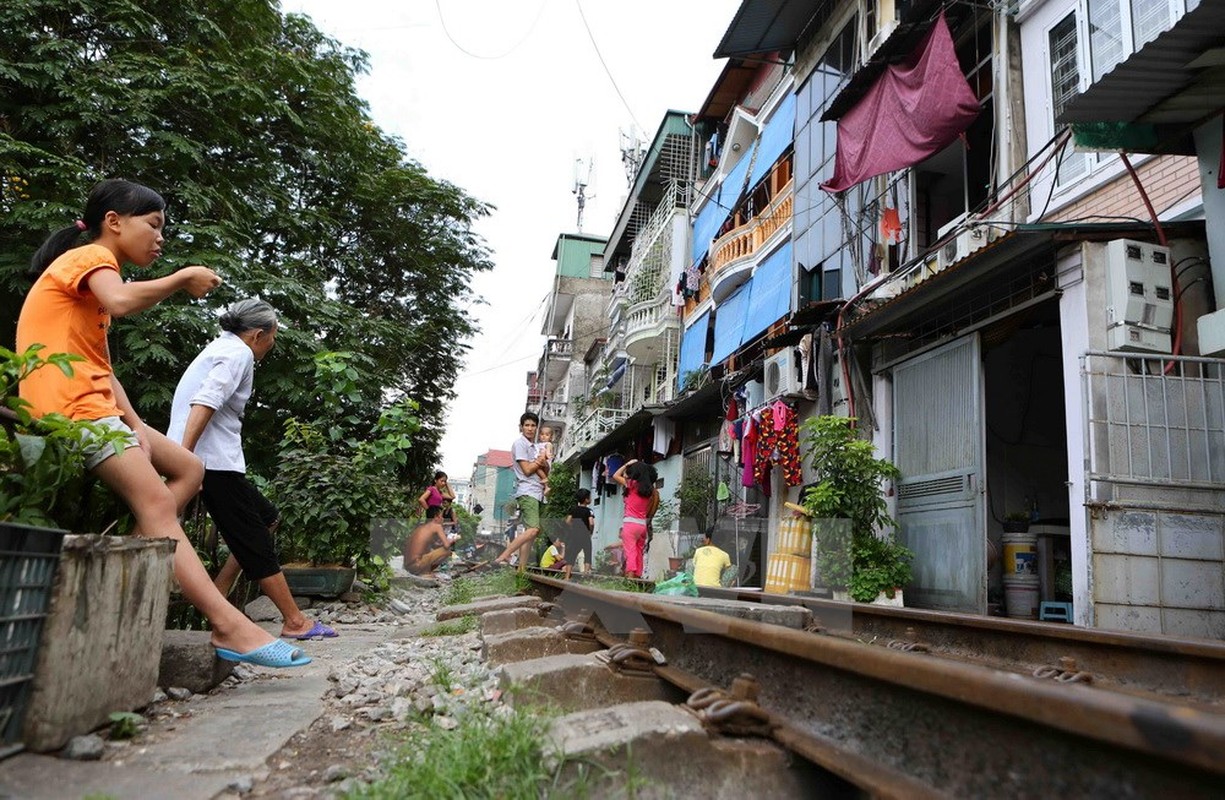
[{"x1": 526, "y1": 572, "x2": 1225, "y2": 798}]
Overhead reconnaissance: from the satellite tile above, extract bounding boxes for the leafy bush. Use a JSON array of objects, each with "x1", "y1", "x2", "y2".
[
  {"x1": 1, "y1": 345, "x2": 129, "y2": 528},
  {"x1": 269, "y1": 352, "x2": 420, "y2": 581},
  {"x1": 801, "y1": 416, "x2": 912, "y2": 602}
]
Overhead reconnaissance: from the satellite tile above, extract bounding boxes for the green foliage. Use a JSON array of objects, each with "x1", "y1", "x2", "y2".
[
  {"x1": 451, "y1": 504, "x2": 480, "y2": 550},
  {"x1": 269, "y1": 353, "x2": 420, "y2": 572},
  {"x1": 541, "y1": 460, "x2": 578, "y2": 539},
  {"x1": 0, "y1": 345, "x2": 129, "y2": 527},
  {"x1": 420, "y1": 615, "x2": 477, "y2": 637},
  {"x1": 350, "y1": 704, "x2": 559, "y2": 800},
  {"x1": 108, "y1": 711, "x2": 144, "y2": 740},
  {"x1": 677, "y1": 469, "x2": 715, "y2": 534},
  {"x1": 801, "y1": 416, "x2": 912, "y2": 602},
  {"x1": 0, "y1": 0, "x2": 494, "y2": 481},
  {"x1": 441, "y1": 571, "x2": 527, "y2": 606}
]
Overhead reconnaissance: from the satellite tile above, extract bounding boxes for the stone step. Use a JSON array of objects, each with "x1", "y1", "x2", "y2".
[
  {"x1": 481, "y1": 626, "x2": 602, "y2": 666},
  {"x1": 499, "y1": 654, "x2": 678, "y2": 712},
  {"x1": 435, "y1": 594, "x2": 540, "y2": 621},
  {"x1": 546, "y1": 701, "x2": 818, "y2": 799},
  {"x1": 479, "y1": 606, "x2": 551, "y2": 636}
]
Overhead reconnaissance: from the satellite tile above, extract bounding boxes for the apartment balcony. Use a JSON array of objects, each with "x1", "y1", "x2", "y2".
[
  {"x1": 709, "y1": 179, "x2": 793, "y2": 302},
  {"x1": 559, "y1": 406, "x2": 634, "y2": 462},
  {"x1": 540, "y1": 400, "x2": 568, "y2": 426},
  {"x1": 624, "y1": 293, "x2": 679, "y2": 363},
  {"x1": 541, "y1": 337, "x2": 572, "y2": 385}
]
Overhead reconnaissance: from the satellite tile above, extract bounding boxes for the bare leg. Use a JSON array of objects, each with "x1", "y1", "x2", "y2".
[
  {"x1": 92, "y1": 443, "x2": 273, "y2": 654},
  {"x1": 258, "y1": 572, "x2": 314, "y2": 636},
  {"x1": 214, "y1": 554, "x2": 242, "y2": 596},
  {"x1": 497, "y1": 527, "x2": 539, "y2": 563}
]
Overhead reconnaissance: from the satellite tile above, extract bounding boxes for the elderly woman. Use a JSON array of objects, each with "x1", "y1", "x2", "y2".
[{"x1": 168, "y1": 298, "x2": 336, "y2": 641}]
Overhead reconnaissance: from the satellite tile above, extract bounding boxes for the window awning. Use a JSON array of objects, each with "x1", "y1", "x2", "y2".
[
  {"x1": 749, "y1": 93, "x2": 796, "y2": 189},
  {"x1": 742, "y1": 241, "x2": 793, "y2": 342},
  {"x1": 691, "y1": 194, "x2": 725, "y2": 266},
  {"x1": 821, "y1": 12, "x2": 980, "y2": 193},
  {"x1": 710, "y1": 282, "x2": 751, "y2": 365},
  {"x1": 677, "y1": 310, "x2": 711, "y2": 390},
  {"x1": 719, "y1": 139, "x2": 758, "y2": 209}
]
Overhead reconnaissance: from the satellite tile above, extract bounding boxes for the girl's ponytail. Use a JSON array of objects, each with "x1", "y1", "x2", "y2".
[{"x1": 28, "y1": 224, "x2": 87, "y2": 279}]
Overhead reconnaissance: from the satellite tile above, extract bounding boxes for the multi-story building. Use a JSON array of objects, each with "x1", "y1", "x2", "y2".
[
  {"x1": 704, "y1": 0, "x2": 1223, "y2": 636},
  {"x1": 468, "y1": 449, "x2": 515, "y2": 534},
  {"x1": 524, "y1": 233, "x2": 611, "y2": 452}
]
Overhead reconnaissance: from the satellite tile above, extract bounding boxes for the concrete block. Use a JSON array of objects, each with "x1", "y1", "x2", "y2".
[
  {"x1": 547, "y1": 701, "x2": 816, "y2": 799},
  {"x1": 436, "y1": 594, "x2": 540, "y2": 621},
  {"x1": 1157, "y1": 513, "x2": 1224, "y2": 560},
  {"x1": 1159, "y1": 608, "x2": 1225, "y2": 640},
  {"x1": 1092, "y1": 554, "x2": 1159, "y2": 605},
  {"x1": 22, "y1": 536, "x2": 175, "y2": 752},
  {"x1": 651, "y1": 595, "x2": 813, "y2": 630},
  {"x1": 481, "y1": 626, "x2": 601, "y2": 666},
  {"x1": 479, "y1": 607, "x2": 548, "y2": 636},
  {"x1": 1159, "y1": 559, "x2": 1225, "y2": 609},
  {"x1": 499, "y1": 654, "x2": 675, "y2": 712},
  {"x1": 1093, "y1": 511, "x2": 1157, "y2": 555},
  {"x1": 1094, "y1": 603, "x2": 1161, "y2": 635},
  {"x1": 243, "y1": 595, "x2": 281, "y2": 622},
  {"x1": 158, "y1": 630, "x2": 234, "y2": 694}
]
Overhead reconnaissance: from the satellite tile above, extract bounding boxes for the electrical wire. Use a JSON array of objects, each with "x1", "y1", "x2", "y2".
[
  {"x1": 434, "y1": 0, "x2": 549, "y2": 60},
  {"x1": 574, "y1": 0, "x2": 644, "y2": 136}
]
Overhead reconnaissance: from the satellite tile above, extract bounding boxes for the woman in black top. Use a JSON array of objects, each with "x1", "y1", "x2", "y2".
[{"x1": 563, "y1": 488, "x2": 595, "y2": 574}]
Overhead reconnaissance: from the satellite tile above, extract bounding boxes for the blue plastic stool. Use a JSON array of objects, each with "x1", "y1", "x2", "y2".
[{"x1": 1039, "y1": 601, "x2": 1073, "y2": 622}]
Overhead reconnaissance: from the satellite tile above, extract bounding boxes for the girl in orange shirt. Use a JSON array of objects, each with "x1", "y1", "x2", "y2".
[{"x1": 16, "y1": 179, "x2": 309, "y2": 668}]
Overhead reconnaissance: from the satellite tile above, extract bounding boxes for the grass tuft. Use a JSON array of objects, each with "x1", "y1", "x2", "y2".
[
  {"x1": 441, "y1": 571, "x2": 528, "y2": 606},
  {"x1": 420, "y1": 615, "x2": 477, "y2": 637}
]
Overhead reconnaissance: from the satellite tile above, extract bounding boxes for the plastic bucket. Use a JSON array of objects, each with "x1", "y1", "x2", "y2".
[
  {"x1": 1003, "y1": 573, "x2": 1040, "y2": 619},
  {"x1": 1002, "y1": 531, "x2": 1038, "y2": 577}
]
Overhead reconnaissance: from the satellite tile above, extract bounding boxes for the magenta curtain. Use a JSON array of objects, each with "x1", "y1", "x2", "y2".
[{"x1": 821, "y1": 12, "x2": 981, "y2": 194}]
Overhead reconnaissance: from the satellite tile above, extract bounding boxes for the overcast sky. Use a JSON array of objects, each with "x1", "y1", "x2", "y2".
[{"x1": 283, "y1": 0, "x2": 743, "y2": 480}]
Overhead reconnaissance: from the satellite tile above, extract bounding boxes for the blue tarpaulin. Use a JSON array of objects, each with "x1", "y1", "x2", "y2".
[
  {"x1": 749, "y1": 94, "x2": 796, "y2": 190},
  {"x1": 718, "y1": 140, "x2": 757, "y2": 209},
  {"x1": 741, "y1": 242, "x2": 793, "y2": 344},
  {"x1": 710, "y1": 283, "x2": 750, "y2": 365},
  {"x1": 691, "y1": 196, "x2": 724, "y2": 266},
  {"x1": 676, "y1": 310, "x2": 711, "y2": 391}
]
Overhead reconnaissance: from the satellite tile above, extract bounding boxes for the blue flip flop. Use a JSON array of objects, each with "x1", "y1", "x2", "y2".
[{"x1": 215, "y1": 639, "x2": 312, "y2": 668}]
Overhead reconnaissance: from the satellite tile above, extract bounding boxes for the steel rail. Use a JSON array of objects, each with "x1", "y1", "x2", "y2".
[
  {"x1": 697, "y1": 586, "x2": 1225, "y2": 705},
  {"x1": 529, "y1": 574, "x2": 1225, "y2": 798}
]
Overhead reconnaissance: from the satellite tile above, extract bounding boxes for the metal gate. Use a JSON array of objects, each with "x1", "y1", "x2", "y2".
[{"x1": 893, "y1": 334, "x2": 986, "y2": 612}]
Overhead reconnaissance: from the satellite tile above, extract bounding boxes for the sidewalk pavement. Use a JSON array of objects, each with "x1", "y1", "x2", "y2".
[{"x1": 0, "y1": 623, "x2": 401, "y2": 800}]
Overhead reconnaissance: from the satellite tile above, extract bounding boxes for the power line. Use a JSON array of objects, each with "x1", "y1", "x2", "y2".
[
  {"x1": 574, "y1": 0, "x2": 644, "y2": 136},
  {"x1": 434, "y1": 0, "x2": 549, "y2": 60}
]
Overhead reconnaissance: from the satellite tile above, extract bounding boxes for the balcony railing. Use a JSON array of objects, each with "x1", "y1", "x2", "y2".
[
  {"x1": 546, "y1": 338, "x2": 573, "y2": 359},
  {"x1": 624, "y1": 294, "x2": 677, "y2": 344},
  {"x1": 541, "y1": 400, "x2": 568, "y2": 421},
  {"x1": 710, "y1": 179, "x2": 794, "y2": 278},
  {"x1": 560, "y1": 407, "x2": 633, "y2": 461}
]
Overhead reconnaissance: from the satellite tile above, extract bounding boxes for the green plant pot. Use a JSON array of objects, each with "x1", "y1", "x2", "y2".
[
  {"x1": 281, "y1": 566, "x2": 356, "y2": 598},
  {"x1": 1002, "y1": 520, "x2": 1030, "y2": 533}
]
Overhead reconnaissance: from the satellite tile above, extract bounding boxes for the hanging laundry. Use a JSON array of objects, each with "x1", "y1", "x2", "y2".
[
  {"x1": 741, "y1": 415, "x2": 758, "y2": 488},
  {"x1": 716, "y1": 480, "x2": 732, "y2": 502},
  {"x1": 754, "y1": 406, "x2": 803, "y2": 488},
  {"x1": 881, "y1": 207, "x2": 903, "y2": 243},
  {"x1": 652, "y1": 417, "x2": 675, "y2": 456}
]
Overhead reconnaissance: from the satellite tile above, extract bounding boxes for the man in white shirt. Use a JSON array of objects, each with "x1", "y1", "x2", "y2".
[
  {"x1": 494, "y1": 412, "x2": 549, "y2": 568},
  {"x1": 168, "y1": 299, "x2": 335, "y2": 641}
]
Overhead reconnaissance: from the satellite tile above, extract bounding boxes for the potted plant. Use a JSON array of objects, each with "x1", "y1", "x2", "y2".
[
  {"x1": 269, "y1": 356, "x2": 420, "y2": 597},
  {"x1": 801, "y1": 415, "x2": 912, "y2": 604},
  {"x1": 1003, "y1": 511, "x2": 1031, "y2": 533}
]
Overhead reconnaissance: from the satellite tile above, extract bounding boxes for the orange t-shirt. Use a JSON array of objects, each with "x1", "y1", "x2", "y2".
[{"x1": 15, "y1": 244, "x2": 122, "y2": 421}]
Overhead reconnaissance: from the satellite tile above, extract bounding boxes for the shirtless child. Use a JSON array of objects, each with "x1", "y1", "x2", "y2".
[{"x1": 402, "y1": 505, "x2": 452, "y2": 577}]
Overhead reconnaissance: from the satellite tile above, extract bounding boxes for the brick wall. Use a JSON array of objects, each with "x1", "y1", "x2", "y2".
[{"x1": 1044, "y1": 154, "x2": 1201, "y2": 223}]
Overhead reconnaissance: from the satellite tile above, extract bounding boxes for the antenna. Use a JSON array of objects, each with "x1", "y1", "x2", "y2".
[
  {"x1": 572, "y1": 156, "x2": 595, "y2": 232},
  {"x1": 619, "y1": 128, "x2": 645, "y2": 187}
]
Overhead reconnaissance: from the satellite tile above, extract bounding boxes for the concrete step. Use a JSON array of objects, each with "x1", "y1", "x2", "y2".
[
  {"x1": 499, "y1": 654, "x2": 679, "y2": 712},
  {"x1": 436, "y1": 594, "x2": 540, "y2": 621},
  {"x1": 546, "y1": 700, "x2": 818, "y2": 799},
  {"x1": 479, "y1": 606, "x2": 551, "y2": 636}
]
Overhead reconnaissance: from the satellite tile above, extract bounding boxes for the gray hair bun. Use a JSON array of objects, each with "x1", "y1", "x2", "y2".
[{"x1": 220, "y1": 298, "x2": 278, "y2": 334}]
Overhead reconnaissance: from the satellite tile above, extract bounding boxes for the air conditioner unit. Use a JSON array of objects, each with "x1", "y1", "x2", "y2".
[
  {"x1": 764, "y1": 348, "x2": 801, "y2": 398},
  {"x1": 935, "y1": 214, "x2": 990, "y2": 271},
  {"x1": 1103, "y1": 238, "x2": 1172, "y2": 353}
]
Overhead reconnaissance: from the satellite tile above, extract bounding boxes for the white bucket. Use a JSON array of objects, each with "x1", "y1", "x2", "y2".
[
  {"x1": 1001, "y1": 531, "x2": 1038, "y2": 577},
  {"x1": 1003, "y1": 573, "x2": 1039, "y2": 619}
]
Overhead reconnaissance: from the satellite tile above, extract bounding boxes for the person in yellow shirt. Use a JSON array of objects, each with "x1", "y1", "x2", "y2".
[
  {"x1": 540, "y1": 536, "x2": 570, "y2": 578},
  {"x1": 692, "y1": 532, "x2": 732, "y2": 587}
]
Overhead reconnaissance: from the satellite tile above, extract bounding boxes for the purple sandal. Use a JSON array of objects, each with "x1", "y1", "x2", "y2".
[{"x1": 286, "y1": 621, "x2": 338, "y2": 640}]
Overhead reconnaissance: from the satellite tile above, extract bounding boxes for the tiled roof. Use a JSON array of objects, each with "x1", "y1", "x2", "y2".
[{"x1": 483, "y1": 449, "x2": 514, "y2": 468}]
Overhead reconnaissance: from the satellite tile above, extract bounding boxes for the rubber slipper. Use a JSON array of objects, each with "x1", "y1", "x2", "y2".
[
  {"x1": 215, "y1": 639, "x2": 312, "y2": 668},
  {"x1": 285, "y1": 621, "x2": 338, "y2": 640}
]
